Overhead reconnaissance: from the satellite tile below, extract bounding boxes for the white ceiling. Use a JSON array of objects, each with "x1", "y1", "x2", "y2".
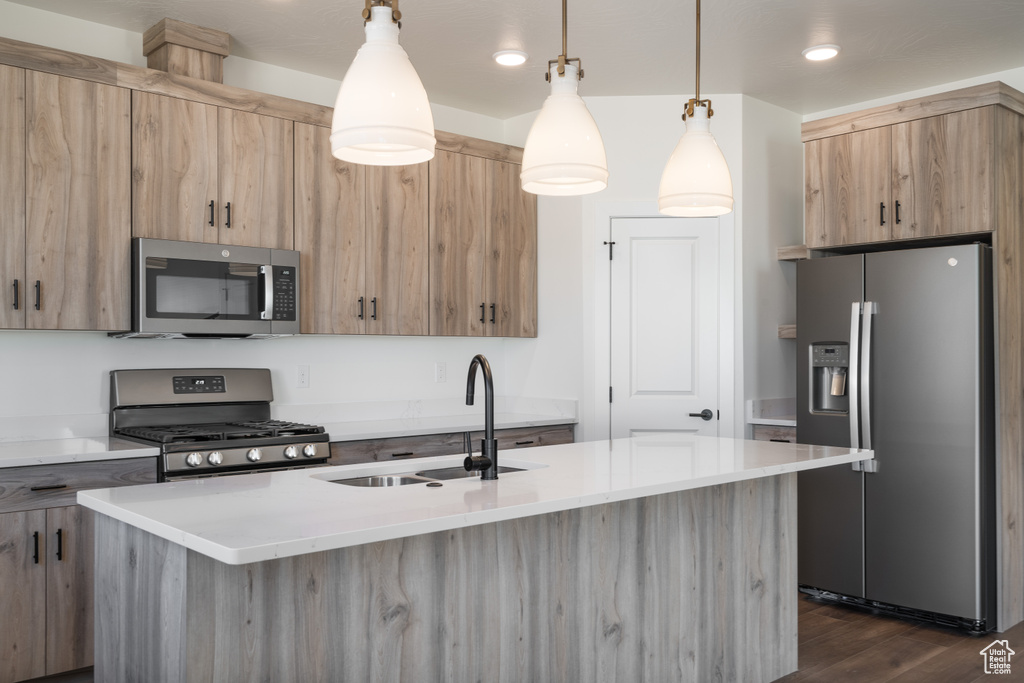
[{"x1": 9, "y1": 0, "x2": 1024, "y2": 119}]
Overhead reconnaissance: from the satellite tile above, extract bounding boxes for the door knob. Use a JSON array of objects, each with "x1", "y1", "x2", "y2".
[{"x1": 689, "y1": 409, "x2": 714, "y2": 421}]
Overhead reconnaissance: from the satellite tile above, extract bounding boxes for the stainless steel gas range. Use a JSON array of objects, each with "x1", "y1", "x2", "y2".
[{"x1": 110, "y1": 368, "x2": 330, "y2": 481}]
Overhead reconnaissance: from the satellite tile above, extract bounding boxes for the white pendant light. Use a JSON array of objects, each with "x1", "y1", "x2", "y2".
[
  {"x1": 658, "y1": 0, "x2": 733, "y2": 216},
  {"x1": 521, "y1": 0, "x2": 608, "y2": 196},
  {"x1": 331, "y1": 1, "x2": 435, "y2": 166}
]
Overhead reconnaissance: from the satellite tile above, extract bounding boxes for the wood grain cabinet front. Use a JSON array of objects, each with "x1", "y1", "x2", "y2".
[
  {"x1": 0, "y1": 67, "x2": 131, "y2": 332},
  {"x1": 0, "y1": 458, "x2": 155, "y2": 683},
  {"x1": 429, "y1": 150, "x2": 537, "y2": 338},
  {"x1": 132, "y1": 91, "x2": 294, "y2": 250},
  {"x1": 804, "y1": 106, "x2": 1011, "y2": 248},
  {"x1": 295, "y1": 123, "x2": 428, "y2": 335},
  {"x1": 0, "y1": 505, "x2": 94, "y2": 683}
]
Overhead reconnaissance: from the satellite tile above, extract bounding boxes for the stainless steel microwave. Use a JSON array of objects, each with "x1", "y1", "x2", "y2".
[{"x1": 114, "y1": 238, "x2": 300, "y2": 339}]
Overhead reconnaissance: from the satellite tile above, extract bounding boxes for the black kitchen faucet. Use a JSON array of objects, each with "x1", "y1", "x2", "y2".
[{"x1": 464, "y1": 354, "x2": 498, "y2": 479}]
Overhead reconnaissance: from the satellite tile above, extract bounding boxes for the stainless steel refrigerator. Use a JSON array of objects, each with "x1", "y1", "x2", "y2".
[{"x1": 796, "y1": 243, "x2": 996, "y2": 632}]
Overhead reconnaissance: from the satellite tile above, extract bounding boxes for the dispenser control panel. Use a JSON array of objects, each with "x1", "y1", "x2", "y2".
[{"x1": 812, "y1": 345, "x2": 849, "y2": 367}]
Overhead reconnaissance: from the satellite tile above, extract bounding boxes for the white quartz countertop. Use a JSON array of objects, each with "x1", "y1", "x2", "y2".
[
  {"x1": 320, "y1": 412, "x2": 573, "y2": 441},
  {"x1": 79, "y1": 435, "x2": 871, "y2": 565},
  {"x1": 0, "y1": 437, "x2": 158, "y2": 468}
]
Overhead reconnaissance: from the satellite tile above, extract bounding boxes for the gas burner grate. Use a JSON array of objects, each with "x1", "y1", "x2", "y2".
[
  {"x1": 116, "y1": 420, "x2": 325, "y2": 445},
  {"x1": 227, "y1": 420, "x2": 326, "y2": 437}
]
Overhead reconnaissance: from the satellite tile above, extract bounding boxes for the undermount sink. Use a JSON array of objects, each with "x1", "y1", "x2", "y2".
[
  {"x1": 329, "y1": 465, "x2": 526, "y2": 487},
  {"x1": 414, "y1": 466, "x2": 524, "y2": 481},
  {"x1": 331, "y1": 474, "x2": 433, "y2": 487}
]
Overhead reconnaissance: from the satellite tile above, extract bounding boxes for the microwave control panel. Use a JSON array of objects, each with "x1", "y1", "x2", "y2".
[{"x1": 273, "y1": 267, "x2": 297, "y2": 321}]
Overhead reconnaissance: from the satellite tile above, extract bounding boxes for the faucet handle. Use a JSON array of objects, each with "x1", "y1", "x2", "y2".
[{"x1": 464, "y1": 454, "x2": 492, "y2": 473}]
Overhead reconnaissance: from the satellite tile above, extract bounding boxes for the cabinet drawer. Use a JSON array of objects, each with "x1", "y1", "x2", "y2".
[
  {"x1": 751, "y1": 425, "x2": 797, "y2": 443},
  {"x1": 329, "y1": 432, "x2": 467, "y2": 467},
  {"x1": 0, "y1": 457, "x2": 157, "y2": 513},
  {"x1": 469, "y1": 424, "x2": 576, "y2": 451}
]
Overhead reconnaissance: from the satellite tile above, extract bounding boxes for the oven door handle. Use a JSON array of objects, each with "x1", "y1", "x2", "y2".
[{"x1": 260, "y1": 265, "x2": 274, "y2": 321}]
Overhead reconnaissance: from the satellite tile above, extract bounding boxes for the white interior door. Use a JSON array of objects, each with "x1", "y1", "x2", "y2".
[{"x1": 610, "y1": 217, "x2": 720, "y2": 438}]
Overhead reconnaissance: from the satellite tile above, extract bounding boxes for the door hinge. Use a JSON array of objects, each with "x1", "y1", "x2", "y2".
[
  {"x1": 609, "y1": 386, "x2": 613, "y2": 403},
  {"x1": 603, "y1": 241, "x2": 616, "y2": 260}
]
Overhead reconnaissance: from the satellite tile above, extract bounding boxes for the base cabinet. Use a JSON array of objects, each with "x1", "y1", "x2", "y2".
[{"x1": 0, "y1": 505, "x2": 94, "y2": 683}]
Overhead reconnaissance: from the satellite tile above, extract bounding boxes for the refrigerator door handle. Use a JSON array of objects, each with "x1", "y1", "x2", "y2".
[
  {"x1": 849, "y1": 302, "x2": 862, "y2": 454},
  {"x1": 860, "y1": 301, "x2": 879, "y2": 473}
]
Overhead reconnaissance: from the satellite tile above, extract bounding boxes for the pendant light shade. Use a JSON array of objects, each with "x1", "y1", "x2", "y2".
[
  {"x1": 521, "y1": 0, "x2": 608, "y2": 196},
  {"x1": 330, "y1": 4, "x2": 435, "y2": 166},
  {"x1": 658, "y1": 0, "x2": 733, "y2": 217},
  {"x1": 521, "y1": 62, "x2": 608, "y2": 196},
  {"x1": 658, "y1": 106, "x2": 733, "y2": 216}
]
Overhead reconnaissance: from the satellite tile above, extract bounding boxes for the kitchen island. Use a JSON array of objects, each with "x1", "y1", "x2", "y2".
[{"x1": 79, "y1": 435, "x2": 869, "y2": 683}]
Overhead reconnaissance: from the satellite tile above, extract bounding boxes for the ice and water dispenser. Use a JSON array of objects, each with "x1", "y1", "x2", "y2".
[{"x1": 809, "y1": 343, "x2": 849, "y2": 414}]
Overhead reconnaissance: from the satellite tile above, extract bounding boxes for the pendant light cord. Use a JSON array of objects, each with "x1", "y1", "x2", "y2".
[
  {"x1": 562, "y1": 0, "x2": 568, "y2": 59},
  {"x1": 695, "y1": 0, "x2": 700, "y2": 102}
]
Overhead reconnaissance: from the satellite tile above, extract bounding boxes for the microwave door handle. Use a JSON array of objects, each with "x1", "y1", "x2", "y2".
[{"x1": 260, "y1": 266, "x2": 274, "y2": 321}]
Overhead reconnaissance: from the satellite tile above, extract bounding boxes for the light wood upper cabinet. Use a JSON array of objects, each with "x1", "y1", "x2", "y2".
[
  {"x1": 366, "y1": 164, "x2": 429, "y2": 336},
  {"x1": 25, "y1": 71, "x2": 130, "y2": 331},
  {"x1": 430, "y1": 151, "x2": 537, "y2": 337},
  {"x1": 0, "y1": 509, "x2": 46, "y2": 683},
  {"x1": 294, "y1": 124, "x2": 428, "y2": 336},
  {"x1": 805, "y1": 127, "x2": 891, "y2": 248},
  {"x1": 217, "y1": 107, "x2": 293, "y2": 250},
  {"x1": 487, "y1": 159, "x2": 537, "y2": 337},
  {"x1": 891, "y1": 108, "x2": 995, "y2": 239},
  {"x1": 133, "y1": 91, "x2": 293, "y2": 249},
  {"x1": 429, "y1": 150, "x2": 488, "y2": 336},
  {"x1": 0, "y1": 65, "x2": 25, "y2": 330},
  {"x1": 294, "y1": 123, "x2": 365, "y2": 335}
]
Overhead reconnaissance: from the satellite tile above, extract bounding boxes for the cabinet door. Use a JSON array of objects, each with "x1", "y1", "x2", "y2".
[
  {"x1": 486, "y1": 159, "x2": 537, "y2": 338},
  {"x1": 429, "y1": 150, "x2": 487, "y2": 336},
  {"x1": 294, "y1": 123, "x2": 366, "y2": 334},
  {"x1": 366, "y1": 164, "x2": 429, "y2": 335},
  {"x1": 45, "y1": 506, "x2": 94, "y2": 675},
  {"x1": 132, "y1": 91, "x2": 218, "y2": 243},
  {"x1": 805, "y1": 127, "x2": 891, "y2": 247},
  {"x1": 0, "y1": 509, "x2": 46, "y2": 683},
  {"x1": 0, "y1": 66, "x2": 25, "y2": 329},
  {"x1": 218, "y1": 108, "x2": 294, "y2": 249},
  {"x1": 26, "y1": 72, "x2": 130, "y2": 331},
  {"x1": 892, "y1": 108, "x2": 995, "y2": 239}
]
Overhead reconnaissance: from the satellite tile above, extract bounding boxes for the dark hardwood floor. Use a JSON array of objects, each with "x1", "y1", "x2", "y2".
[{"x1": 775, "y1": 594, "x2": 1024, "y2": 682}]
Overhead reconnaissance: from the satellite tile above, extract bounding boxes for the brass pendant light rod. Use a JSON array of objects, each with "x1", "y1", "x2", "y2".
[
  {"x1": 546, "y1": 0, "x2": 584, "y2": 81},
  {"x1": 684, "y1": 0, "x2": 712, "y2": 119}
]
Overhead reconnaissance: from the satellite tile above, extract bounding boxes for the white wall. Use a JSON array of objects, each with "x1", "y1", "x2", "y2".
[{"x1": 740, "y1": 97, "x2": 804, "y2": 413}]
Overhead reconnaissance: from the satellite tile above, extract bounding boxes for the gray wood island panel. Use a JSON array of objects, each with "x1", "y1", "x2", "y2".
[{"x1": 94, "y1": 474, "x2": 797, "y2": 683}]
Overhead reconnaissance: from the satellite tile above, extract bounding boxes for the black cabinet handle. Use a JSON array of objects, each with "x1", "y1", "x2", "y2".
[
  {"x1": 208, "y1": 200, "x2": 215, "y2": 227},
  {"x1": 225, "y1": 202, "x2": 232, "y2": 228},
  {"x1": 480, "y1": 303, "x2": 486, "y2": 324},
  {"x1": 490, "y1": 303, "x2": 496, "y2": 324},
  {"x1": 895, "y1": 200, "x2": 902, "y2": 225},
  {"x1": 371, "y1": 297, "x2": 377, "y2": 321},
  {"x1": 391, "y1": 452, "x2": 414, "y2": 458},
  {"x1": 34, "y1": 280, "x2": 40, "y2": 310},
  {"x1": 358, "y1": 297, "x2": 364, "y2": 320},
  {"x1": 879, "y1": 202, "x2": 886, "y2": 226},
  {"x1": 29, "y1": 484, "x2": 68, "y2": 492},
  {"x1": 32, "y1": 531, "x2": 39, "y2": 564},
  {"x1": 56, "y1": 528, "x2": 63, "y2": 562},
  {"x1": 770, "y1": 438, "x2": 792, "y2": 443},
  {"x1": 12, "y1": 279, "x2": 17, "y2": 310},
  {"x1": 514, "y1": 440, "x2": 535, "y2": 446}
]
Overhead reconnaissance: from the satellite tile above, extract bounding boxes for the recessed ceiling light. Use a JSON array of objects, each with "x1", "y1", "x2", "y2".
[
  {"x1": 802, "y1": 44, "x2": 840, "y2": 61},
  {"x1": 493, "y1": 50, "x2": 528, "y2": 67}
]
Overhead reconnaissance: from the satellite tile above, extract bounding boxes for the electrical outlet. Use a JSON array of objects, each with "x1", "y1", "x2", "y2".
[
  {"x1": 297, "y1": 365, "x2": 310, "y2": 389},
  {"x1": 435, "y1": 361, "x2": 446, "y2": 383}
]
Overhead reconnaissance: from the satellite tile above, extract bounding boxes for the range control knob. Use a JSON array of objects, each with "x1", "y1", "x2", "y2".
[
  {"x1": 208, "y1": 451, "x2": 223, "y2": 466},
  {"x1": 185, "y1": 452, "x2": 203, "y2": 468},
  {"x1": 283, "y1": 445, "x2": 299, "y2": 459},
  {"x1": 302, "y1": 444, "x2": 318, "y2": 458},
  {"x1": 246, "y1": 448, "x2": 262, "y2": 462}
]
